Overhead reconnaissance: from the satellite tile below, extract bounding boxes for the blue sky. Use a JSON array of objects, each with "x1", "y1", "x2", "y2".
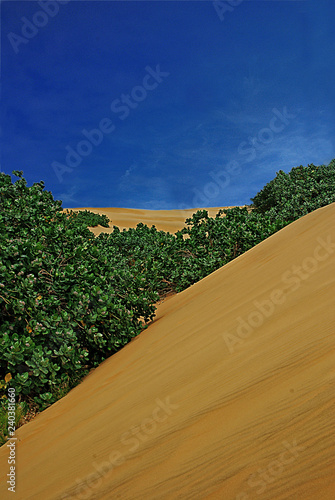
[{"x1": 1, "y1": 0, "x2": 335, "y2": 210}]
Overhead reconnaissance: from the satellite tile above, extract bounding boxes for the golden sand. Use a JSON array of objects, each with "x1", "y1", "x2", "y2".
[{"x1": 66, "y1": 206, "x2": 240, "y2": 234}]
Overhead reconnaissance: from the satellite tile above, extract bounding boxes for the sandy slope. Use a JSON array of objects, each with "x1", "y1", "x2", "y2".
[
  {"x1": 1, "y1": 203, "x2": 334, "y2": 499},
  {"x1": 65, "y1": 206, "x2": 238, "y2": 234}
]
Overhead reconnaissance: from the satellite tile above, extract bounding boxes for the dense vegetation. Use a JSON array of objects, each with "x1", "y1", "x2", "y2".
[
  {"x1": 1, "y1": 159, "x2": 334, "y2": 444},
  {"x1": 251, "y1": 161, "x2": 335, "y2": 218}
]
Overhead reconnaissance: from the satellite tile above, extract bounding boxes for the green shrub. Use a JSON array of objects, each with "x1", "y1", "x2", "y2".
[
  {"x1": 250, "y1": 159, "x2": 335, "y2": 219},
  {"x1": 64, "y1": 209, "x2": 110, "y2": 228},
  {"x1": 0, "y1": 171, "x2": 158, "y2": 411}
]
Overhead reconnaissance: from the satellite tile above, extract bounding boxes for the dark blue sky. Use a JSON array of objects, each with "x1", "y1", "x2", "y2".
[{"x1": 1, "y1": 0, "x2": 334, "y2": 209}]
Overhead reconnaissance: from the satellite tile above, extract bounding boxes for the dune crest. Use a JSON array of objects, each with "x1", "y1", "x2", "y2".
[
  {"x1": 1, "y1": 203, "x2": 334, "y2": 499},
  {"x1": 66, "y1": 206, "x2": 240, "y2": 234}
]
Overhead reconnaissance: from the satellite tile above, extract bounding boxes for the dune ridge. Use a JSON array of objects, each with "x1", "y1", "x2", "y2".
[
  {"x1": 66, "y1": 206, "x2": 239, "y2": 234},
  {"x1": 1, "y1": 203, "x2": 334, "y2": 499}
]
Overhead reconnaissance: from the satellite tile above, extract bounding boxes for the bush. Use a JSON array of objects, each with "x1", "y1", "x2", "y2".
[
  {"x1": 0, "y1": 171, "x2": 158, "y2": 411},
  {"x1": 64, "y1": 209, "x2": 110, "y2": 228},
  {"x1": 250, "y1": 159, "x2": 335, "y2": 220}
]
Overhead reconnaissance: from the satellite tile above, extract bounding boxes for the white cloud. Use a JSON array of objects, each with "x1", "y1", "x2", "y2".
[{"x1": 57, "y1": 185, "x2": 78, "y2": 205}]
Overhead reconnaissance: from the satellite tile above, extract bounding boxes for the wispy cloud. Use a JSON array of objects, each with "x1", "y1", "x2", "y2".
[{"x1": 57, "y1": 185, "x2": 78, "y2": 206}]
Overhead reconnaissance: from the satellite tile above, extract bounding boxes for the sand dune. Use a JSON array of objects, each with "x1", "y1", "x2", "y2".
[
  {"x1": 1, "y1": 203, "x2": 334, "y2": 499},
  {"x1": 66, "y1": 206, "x2": 239, "y2": 234}
]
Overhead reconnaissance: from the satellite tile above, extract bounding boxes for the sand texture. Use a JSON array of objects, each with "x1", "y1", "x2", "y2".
[{"x1": 1, "y1": 203, "x2": 334, "y2": 499}]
